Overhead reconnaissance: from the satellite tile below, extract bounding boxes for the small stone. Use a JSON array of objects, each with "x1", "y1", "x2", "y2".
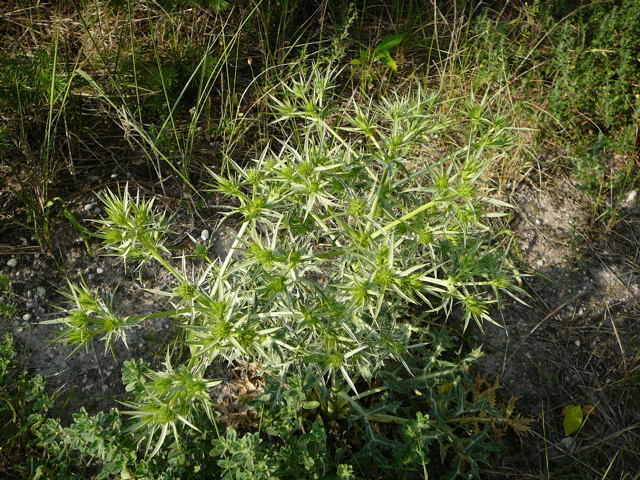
[
  {"x1": 22, "y1": 313, "x2": 32, "y2": 321},
  {"x1": 110, "y1": 173, "x2": 117, "y2": 179},
  {"x1": 7, "y1": 258, "x2": 17, "y2": 268},
  {"x1": 84, "y1": 203, "x2": 94, "y2": 212},
  {"x1": 36, "y1": 286, "x2": 46, "y2": 297},
  {"x1": 621, "y1": 189, "x2": 638, "y2": 209},
  {"x1": 559, "y1": 436, "x2": 575, "y2": 452},
  {"x1": 96, "y1": 267, "x2": 104, "y2": 274},
  {"x1": 574, "y1": 339, "x2": 581, "y2": 347},
  {"x1": 200, "y1": 229, "x2": 210, "y2": 242}
]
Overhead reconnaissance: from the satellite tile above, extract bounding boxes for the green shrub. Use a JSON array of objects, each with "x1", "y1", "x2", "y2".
[
  {"x1": 546, "y1": 0, "x2": 640, "y2": 144},
  {"x1": 465, "y1": 1, "x2": 639, "y2": 204},
  {"x1": 0, "y1": 334, "x2": 75, "y2": 479},
  {"x1": 44, "y1": 49, "x2": 524, "y2": 477}
]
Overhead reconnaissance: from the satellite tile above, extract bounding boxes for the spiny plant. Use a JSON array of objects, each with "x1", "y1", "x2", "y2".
[{"x1": 50, "y1": 49, "x2": 524, "y2": 477}]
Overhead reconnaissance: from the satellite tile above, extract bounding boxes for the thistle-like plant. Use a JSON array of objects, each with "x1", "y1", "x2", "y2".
[
  {"x1": 95, "y1": 187, "x2": 176, "y2": 275},
  {"x1": 45, "y1": 280, "x2": 139, "y2": 354},
  {"x1": 52, "y1": 55, "x2": 522, "y2": 463},
  {"x1": 121, "y1": 358, "x2": 220, "y2": 456},
  {"x1": 196, "y1": 61, "x2": 522, "y2": 393}
]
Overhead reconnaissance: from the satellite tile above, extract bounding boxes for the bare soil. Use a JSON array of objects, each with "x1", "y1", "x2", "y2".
[{"x1": 478, "y1": 171, "x2": 640, "y2": 477}]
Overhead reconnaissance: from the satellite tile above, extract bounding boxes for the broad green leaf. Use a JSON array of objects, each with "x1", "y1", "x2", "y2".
[
  {"x1": 563, "y1": 404, "x2": 584, "y2": 435},
  {"x1": 374, "y1": 34, "x2": 406, "y2": 55}
]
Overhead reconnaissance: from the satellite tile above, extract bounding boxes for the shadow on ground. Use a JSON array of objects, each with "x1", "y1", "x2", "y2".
[{"x1": 478, "y1": 176, "x2": 640, "y2": 478}]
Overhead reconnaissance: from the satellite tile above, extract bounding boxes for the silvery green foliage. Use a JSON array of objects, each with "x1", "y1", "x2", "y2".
[
  {"x1": 53, "y1": 56, "x2": 520, "y2": 457},
  {"x1": 200, "y1": 61, "x2": 519, "y2": 389}
]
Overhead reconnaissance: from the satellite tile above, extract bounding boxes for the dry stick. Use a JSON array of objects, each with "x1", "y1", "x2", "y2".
[
  {"x1": 573, "y1": 423, "x2": 640, "y2": 457},
  {"x1": 604, "y1": 303, "x2": 627, "y2": 370},
  {"x1": 529, "y1": 427, "x2": 603, "y2": 477}
]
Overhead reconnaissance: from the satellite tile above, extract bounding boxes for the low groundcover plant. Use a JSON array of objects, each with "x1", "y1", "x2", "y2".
[{"x1": 46, "y1": 55, "x2": 528, "y2": 479}]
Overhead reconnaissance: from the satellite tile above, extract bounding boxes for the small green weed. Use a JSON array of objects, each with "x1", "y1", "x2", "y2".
[
  {"x1": 0, "y1": 275, "x2": 17, "y2": 318},
  {"x1": 0, "y1": 334, "x2": 75, "y2": 479}
]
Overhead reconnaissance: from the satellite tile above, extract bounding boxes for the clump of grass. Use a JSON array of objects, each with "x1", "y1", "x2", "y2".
[{"x1": 0, "y1": 0, "x2": 256, "y2": 250}]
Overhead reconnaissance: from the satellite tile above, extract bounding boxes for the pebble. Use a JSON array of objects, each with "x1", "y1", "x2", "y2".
[
  {"x1": 36, "y1": 286, "x2": 46, "y2": 297},
  {"x1": 621, "y1": 189, "x2": 637, "y2": 209},
  {"x1": 559, "y1": 436, "x2": 575, "y2": 452},
  {"x1": 96, "y1": 267, "x2": 104, "y2": 274},
  {"x1": 84, "y1": 203, "x2": 94, "y2": 212},
  {"x1": 22, "y1": 313, "x2": 32, "y2": 321},
  {"x1": 200, "y1": 229, "x2": 210, "y2": 242},
  {"x1": 574, "y1": 339, "x2": 581, "y2": 347},
  {"x1": 7, "y1": 258, "x2": 17, "y2": 268}
]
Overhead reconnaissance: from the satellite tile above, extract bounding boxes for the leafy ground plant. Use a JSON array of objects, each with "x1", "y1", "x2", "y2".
[
  {"x1": 48, "y1": 52, "x2": 526, "y2": 478},
  {"x1": 0, "y1": 334, "x2": 78, "y2": 479}
]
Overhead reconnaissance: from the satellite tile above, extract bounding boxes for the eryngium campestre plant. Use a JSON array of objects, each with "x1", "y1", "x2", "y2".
[
  {"x1": 198, "y1": 61, "x2": 521, "y2": 390},
  {"x1": 53, "y1": 55, "x2": 523, "y2": 457}
]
